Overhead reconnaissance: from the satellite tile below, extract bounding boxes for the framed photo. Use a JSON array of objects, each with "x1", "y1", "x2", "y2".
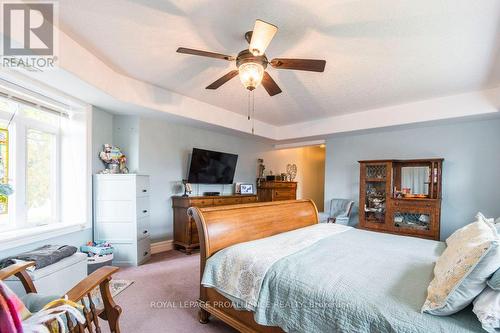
[{"x1": 240, "y1": 184, "x2": 254, "y2": 194}]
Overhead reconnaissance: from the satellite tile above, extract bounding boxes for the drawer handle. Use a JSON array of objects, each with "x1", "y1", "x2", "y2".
[
  {"x1": 142, "y1": 189, "x2": 147, "y2": 193},
  {"x1": 143, "y1": 230, "x2": 148, "y2": 234},
  {"x1": 144, "y1": 251, "x2": 149, "y2": 256},
  {"x1": 142, "y1": 210, "x2": 148, "y2": 213}
]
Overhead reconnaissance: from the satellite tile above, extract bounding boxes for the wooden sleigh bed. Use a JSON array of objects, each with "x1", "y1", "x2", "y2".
[
  {"x1": 188, "y1": 199, "x2": 319, "y2": 333},
  {"x1": 188, "y1": 199, "x2": 484, "y2": 333}
]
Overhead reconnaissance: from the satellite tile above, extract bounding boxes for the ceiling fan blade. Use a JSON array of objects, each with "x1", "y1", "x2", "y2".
[
  {"x1": 261, "y1": 71, "x2": 282, "y2": 96},
  {"x1": 206, "y1": 70, "x2": 239, "y2": 89},
  {"x1": 249, "y1": 20, "x2": 278, "y2": 56},
  {"x1": 270, "y1": 58, "x2": 326, "y2": 72},
  {"x1": 177, "y1": 47, "x2": 234, "y2": 61}
]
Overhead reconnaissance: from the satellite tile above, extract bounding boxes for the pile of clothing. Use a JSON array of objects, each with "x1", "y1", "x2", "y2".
[{"x1": 0, "y1": 245, "x2": 77, "y2": 270}]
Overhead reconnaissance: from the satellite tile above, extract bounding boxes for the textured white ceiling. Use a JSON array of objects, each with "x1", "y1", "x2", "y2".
[{"x1": 58, "y1": 0, "x2": 500, "y2": 126}]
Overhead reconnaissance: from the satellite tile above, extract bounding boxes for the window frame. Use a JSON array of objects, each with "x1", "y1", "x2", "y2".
[
  {"x1": 0, "y1": 77, "x2": 91, "y2": 252},
  {"x1": 0, "y1": 100, "x2": 62, "y2": 230}
]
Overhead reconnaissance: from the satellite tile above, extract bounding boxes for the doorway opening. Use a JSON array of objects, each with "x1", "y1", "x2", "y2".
[{"x1": 262, "y1": 144, "x2": 326, "y2": 211}]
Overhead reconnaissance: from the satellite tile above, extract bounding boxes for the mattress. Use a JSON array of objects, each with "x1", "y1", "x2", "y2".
[{"x1": 202, "y1": 225, "x2": 484, "y2": 333}]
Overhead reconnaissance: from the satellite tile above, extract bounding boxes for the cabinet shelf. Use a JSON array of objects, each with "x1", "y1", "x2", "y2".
[
  {"x1": 395, "y1": 222, "x2": 430, "y2": 231},
  {"x1": 365, "y1": 178, "x2": 386, "y2": 182},
  {"x1": 392, "y1": 197, "x2": 437, "y2": 202}
]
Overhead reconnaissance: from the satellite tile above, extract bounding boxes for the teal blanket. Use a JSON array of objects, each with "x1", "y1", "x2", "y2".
[{"x1": 204, "y1": 228, "x2": 484, "y2": 333}]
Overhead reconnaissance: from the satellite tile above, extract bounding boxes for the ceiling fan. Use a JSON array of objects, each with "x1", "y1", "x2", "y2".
[{"x1": 176, "y1": 20, "x2": 326, "y2": 96}]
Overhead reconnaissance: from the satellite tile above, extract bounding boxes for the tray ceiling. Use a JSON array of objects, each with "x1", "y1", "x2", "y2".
[{"x1": 56, "y1": 0, "x2": 500, "y2": 126}]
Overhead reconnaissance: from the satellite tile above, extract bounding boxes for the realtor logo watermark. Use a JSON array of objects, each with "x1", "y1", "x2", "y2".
[{"x1": 1, "y1": 1, "x2": 58, "y2": 71}]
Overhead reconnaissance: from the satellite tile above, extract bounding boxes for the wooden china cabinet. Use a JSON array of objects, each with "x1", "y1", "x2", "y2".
[{"x1": 358, "y1": 159, "x2": 443, "y2": 240}]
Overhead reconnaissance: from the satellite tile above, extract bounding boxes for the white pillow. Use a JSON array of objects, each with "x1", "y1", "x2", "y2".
[
  {"x1": 473, "y1": 287, "x2": 500, "y2": 333},
  {"x1": 422, "y1": 213, "x2": 500, "y2": 315}
]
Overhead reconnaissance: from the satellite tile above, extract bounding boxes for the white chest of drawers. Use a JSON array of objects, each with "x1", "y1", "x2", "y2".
[{"x1": 93, "y1": 174, "x2": 151, "y2": 266}]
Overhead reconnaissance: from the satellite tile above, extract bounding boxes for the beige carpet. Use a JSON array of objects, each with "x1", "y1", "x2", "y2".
[
  {"x1": 103, "y1": 251, "x2": 236, "y2": 333},
  {"x1": 90, "y1": 279, "x2": 134, "y2": 310}
]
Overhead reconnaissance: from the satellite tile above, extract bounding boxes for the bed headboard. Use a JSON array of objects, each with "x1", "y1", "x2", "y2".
[{"x1": 188, "y1": 199, "x2": 319, "y2": 258}]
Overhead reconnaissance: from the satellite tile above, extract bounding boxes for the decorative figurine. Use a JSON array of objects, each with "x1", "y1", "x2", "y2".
[
  {"x1": 286, "y1": 164, "x2": 297, "y2": 181},
  {"x1": 119, "y1": 155, "x2": 129, "y2": 174},
  {"x1": 99, "y1": 144, "x2": 128, "y2": 174},
  {"x1": 257, "y1": 158, "x2": 266, "y2": 187},
  {"x1": 257, "y1": 158, "x2": 265, "y2": 178},
  {"x1": 182, "y1": 179, "x2": 192, "y2": 197}
]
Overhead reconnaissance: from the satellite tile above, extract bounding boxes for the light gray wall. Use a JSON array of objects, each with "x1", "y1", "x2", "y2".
[
  {"x1": 138, "y1": 117, "x2": 276, "y2": 242},
  {"x1": 91, "y1": 107, "x2": 114, "y2": 174},
  {"x1": 324, "y1": 118, "x2": 500, "y2": 239},
  {"x1": 113, "y1": 116, "x2": 140, "y2": 173}
]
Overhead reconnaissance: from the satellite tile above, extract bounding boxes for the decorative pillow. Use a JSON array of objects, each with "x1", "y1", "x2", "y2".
[
  {"x1": 422, "y1": 213, "x2": 500, "y2": 315},
  {"x1": 473, "y1": 287, "x2": 500, "y2": 333},
  {"x1": 446, "y1": 213, "x2": 494, "y2": 246},
  {"x1": 488, "y1": 217, "x2": 500, "y2": 292}
]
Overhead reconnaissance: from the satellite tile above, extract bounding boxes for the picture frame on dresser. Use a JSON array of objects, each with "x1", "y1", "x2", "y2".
[
  {"x1": 240, "y1": 184, "x2": 254, "y2": 194},
  {"x1": 93, "y1": 174, "x2": 152, "y2": 266}
]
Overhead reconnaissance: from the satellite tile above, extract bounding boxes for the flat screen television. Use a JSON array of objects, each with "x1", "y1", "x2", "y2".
[{"x1": 187, "y1": 148, "x2": 238, "y2": 184}]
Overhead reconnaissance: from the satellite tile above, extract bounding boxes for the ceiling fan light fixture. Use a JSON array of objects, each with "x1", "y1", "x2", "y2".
[
  {"x1": 238, "y1": 62, "x2": 264, "y2": 90},
  {"x1": 249, "y1": 19, "x2": 278, "y2": 56},
  {"x1": 177, "y1": 19, "x2": 326, "y2": 97}
]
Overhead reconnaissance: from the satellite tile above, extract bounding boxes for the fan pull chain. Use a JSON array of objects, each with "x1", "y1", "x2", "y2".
[
  {"x1": 252, "y1": 91, "x2": 255, "y2": 135},
  {"x1": 247, "y1": 90, "x2": 251, "y2": 120}
]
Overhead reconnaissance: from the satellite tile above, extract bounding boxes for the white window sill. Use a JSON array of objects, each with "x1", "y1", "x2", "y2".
[{"x1": 0, "y1": 223, "x2": 90, "y2": 252}]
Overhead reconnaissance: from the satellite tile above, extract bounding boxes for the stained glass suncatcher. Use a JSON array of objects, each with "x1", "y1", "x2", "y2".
[{"x1": 0, "y1": 129, "x2": 9, "y2": 214}]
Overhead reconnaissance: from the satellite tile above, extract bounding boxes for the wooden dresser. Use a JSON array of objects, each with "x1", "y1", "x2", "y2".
[
  {"x1": 172, "y1": 194, "x2": 258, "y2": 254},
  {"x1": 257, "y1": 180, "x2": 297, "y2": 202}
]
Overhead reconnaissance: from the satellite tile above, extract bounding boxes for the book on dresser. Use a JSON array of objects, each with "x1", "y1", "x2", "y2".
[
  {"x1": 171, "y1": 194, "x2": 258, "y2": 254},
  {"x1": 93, "y1": 174, "x2": 151, "y2": 266}
]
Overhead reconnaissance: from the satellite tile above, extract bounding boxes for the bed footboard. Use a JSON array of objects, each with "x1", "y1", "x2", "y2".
[{"x1": 188, "y1": 199, "x2": 319, "y2": 332}]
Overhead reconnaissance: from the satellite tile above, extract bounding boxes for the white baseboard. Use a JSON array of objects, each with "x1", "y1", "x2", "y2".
[{"x1": 151, "y1": 240, "x2": 174, "y2": 254}]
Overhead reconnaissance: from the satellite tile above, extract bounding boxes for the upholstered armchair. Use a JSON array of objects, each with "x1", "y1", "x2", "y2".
[
  {"x1": 318, "y1": 199, "x2": 355, "y2": 225},
  {"x1": 0, "y1": 261, "x2": 122, "y2": 332}
]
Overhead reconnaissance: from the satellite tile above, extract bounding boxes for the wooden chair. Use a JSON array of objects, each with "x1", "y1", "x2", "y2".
[{"x1": 0, "y1": 261, "x2": 122, "y2": 333}]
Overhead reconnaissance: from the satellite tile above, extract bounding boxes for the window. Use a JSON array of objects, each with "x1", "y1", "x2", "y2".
[
  {"x1": 0, "y1": 81, "x2": 90, "y2": 243},
  {"x1": 26, "y1": 128, "x2": 57, "y2": 225},
  {"x1": 0, "y1": 97, "x2": 62, "y2": 230}
]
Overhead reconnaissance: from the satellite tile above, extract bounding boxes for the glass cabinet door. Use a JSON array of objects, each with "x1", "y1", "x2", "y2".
[
  {"x1": 393, "y1": 212, "x2": 431, "y2": 230},
  {"x1": 390, "y1": 203, "x2": 436, "y2": 238},
  {"x1": 362, "y1": 163, "x2": 391, "y2": 226}
]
